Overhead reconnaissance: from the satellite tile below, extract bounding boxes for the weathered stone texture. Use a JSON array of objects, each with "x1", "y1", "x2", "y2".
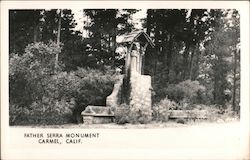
[
  {"x1": 81, "y1": 105, "x2": 114, "y2": 124},
  {"x1": 106, "y1": 75, "x2": 124, "y2": 109},
  {"x1": 129, "y1": 72, "x2": 152, "y2": 116}
]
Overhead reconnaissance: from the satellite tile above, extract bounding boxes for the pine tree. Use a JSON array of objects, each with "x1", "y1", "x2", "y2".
[
  {"x1": 203, "y1": 9, "x2": 237, "y2": 106},
  {"x1": 83, "y1": 9, "x2": 138, "y2": 68}
]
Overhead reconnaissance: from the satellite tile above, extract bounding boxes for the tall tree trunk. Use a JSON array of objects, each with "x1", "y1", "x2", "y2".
[
  {"x1": 33, "y1": 25, "x2": 39, "y2": 42},
  {"x1": 189, "y1": 44, "x2": 198, "y2": 80},
  {"x1": 189, "y1": 52, "x2": 194, "y2": 80},
  {"x1": 193, "y1": 45, "x2": 201, "y2": 80},
  {"x1": 182, "y1": 44, "x2": 190, "y2": 80},
  {"x1": 165, "y1": 34, "x2": 173, "y2": 83},
  {"x1": 111, "y1": 28, "x2": 117, "y2": 68},
  {"x1": 55, "y1": 9, "x2": 62, "y2": 68},
  {"x1": 146, "y1": 10, "x2": 152, "y2": 36},
  {"x1": 214, "y1": 55, "x2": 224, "y2": 105},
  {"x1": 232, "y1": 50, "x2": 237, "y2": 111}
]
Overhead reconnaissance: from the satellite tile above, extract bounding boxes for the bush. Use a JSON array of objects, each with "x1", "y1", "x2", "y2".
[
  {"x1": 114, "y1": 104, "x2": 130, "y2": 124},
  {"x1": 188, "y1": 104, "x2": 239, "y2": 122},
  {"x1": 9, "y1": 104, "x2": 30, "y2": 125},
  {"x1": 9, "y1": 42, "x2": 119, "y2": 125},
  {"x1": 114, "y1": 103, "x2": 152, "y2": 124},
  {"x1": 9, "y1": 41, "x2": 62, "y2": 107},
  {"x1": 9, "y1": 41, "x2": 68, "y2": 125},
  {"x1": 128, "y1": 103, "x2": 152, "y2": 124},
  {"x1": 153, "y1": 97, "x2": 177, "y2": 122},
  {"x1": 72, "y1": 67, "x2": 119, "y2": 123},
  {"x1": 10, "y1": 98, "x2": 75, "y2": 125},
  {"x1": 156, "y1": 80, "x2": 206, "y2": 105}
]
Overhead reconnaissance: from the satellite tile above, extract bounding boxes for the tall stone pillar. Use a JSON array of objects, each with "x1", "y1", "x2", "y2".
[{"x1": 127, "y1": 42, "x2": 152, "y2": 121}]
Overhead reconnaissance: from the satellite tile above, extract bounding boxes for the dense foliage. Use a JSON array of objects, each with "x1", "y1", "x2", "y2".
[
  {"x1": 114, "y1": 103, "x2": 152, "y2": 124},
  {"x1": 145, "y1": 9, "x2": 240, "y2": 112},
  {"x1": 9, "y1": 42, "x2": 119, "y2": 125},
  {"x1": 156, "y1": 80, "x2": 205, "y2": 104},
  {"x1": 152, "y1": 98, "x2": 177, "y2": 122}
]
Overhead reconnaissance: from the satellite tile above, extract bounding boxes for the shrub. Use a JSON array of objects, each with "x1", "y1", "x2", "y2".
[
  {"x1": 10, "y1": 98, "x2": 75, "y2": 125},
  {"x1": 176, "y1": 118, "x2": 186, "y2": 124},
  {"x1": 128, "y1": 103, "x2": 152, "y2": 124},
  {"x1": 114, "y1": 104, "x2": 130, "y2": 124},
  {"x1": 9, "y1": 41, "x2": 60, "y2": 108},
  {"x1": 9, "y1": 42, "x2": 67, "y2": 125},
  {"x1": 9, "y1": 42, "x2": 119, "y2": 125},
  {"x1": 153, "y1": 97, "x2": 177, "y2": 122},
  {"x1": 189, "y1": 104, "x2": 239, "y2": 122},
  {"x1": 28, "y1": 98, "x2": 75, "y2": 125},
  {"x1": 9, "y1": 104, "x2": 30, "y2": 125},
  {"x1": 203, "y1": 104, "x2": 239, "y2": 122},
  {"x1": 9, "y1": 68, "x2": 77, "y2": 125},
  {"x1": 72, "y1": 67, "x2": 119, "y2": 123},
  {"x1": 114, "y1": 103, "x2": 152, "y2": 124},
  {"x1": 156, "y1": 80, "x2": 206, "y2": 105}
]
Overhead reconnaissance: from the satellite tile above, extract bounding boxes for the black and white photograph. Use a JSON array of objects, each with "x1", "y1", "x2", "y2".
[{"x1": 1, "y1": 1, "x2": 249, "y2": 160}]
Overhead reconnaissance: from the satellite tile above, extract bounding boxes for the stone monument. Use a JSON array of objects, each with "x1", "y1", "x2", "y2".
[{"x1": 81, "y1": 30, "x2": 155, "y2": 124}]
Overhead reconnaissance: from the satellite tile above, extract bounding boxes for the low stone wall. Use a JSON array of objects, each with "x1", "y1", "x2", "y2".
[{"x1": 168, "y1": 110, "x2": 208, "y2": 119}]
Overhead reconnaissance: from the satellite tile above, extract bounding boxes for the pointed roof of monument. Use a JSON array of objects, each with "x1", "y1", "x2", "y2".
[{"x1": 117, "y1": 30, "x2": 155, "y2": 48}]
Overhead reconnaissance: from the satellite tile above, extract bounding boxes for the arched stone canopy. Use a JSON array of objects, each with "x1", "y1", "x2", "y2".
[{"x1": 117, "y1": 30, "x2": 155, "y2": 75}]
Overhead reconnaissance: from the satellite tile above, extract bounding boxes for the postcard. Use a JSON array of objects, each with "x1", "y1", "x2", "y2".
[{"x1": 1, "y1": 1, "x2": 249, "y2": 160}]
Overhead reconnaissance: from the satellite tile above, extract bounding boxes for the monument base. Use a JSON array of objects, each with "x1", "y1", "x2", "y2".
[{"x1": 129, "y1": 72, "x2": 152, "y2": 116}]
